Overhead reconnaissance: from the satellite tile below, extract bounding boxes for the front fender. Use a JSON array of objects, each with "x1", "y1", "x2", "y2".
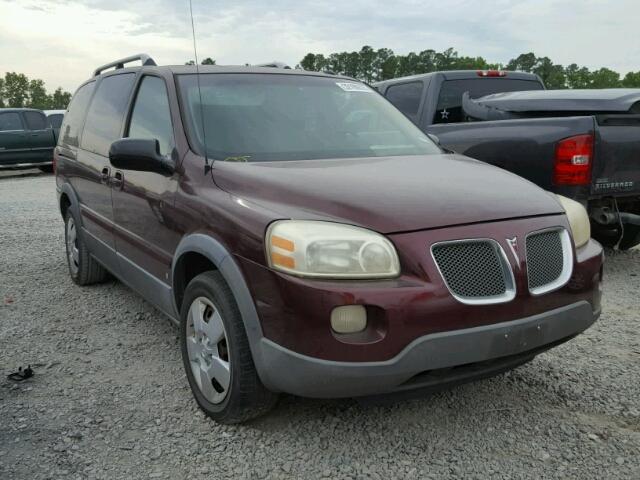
[{"x1": 171, "y1": 234, "x2": 274, "y2": 388}]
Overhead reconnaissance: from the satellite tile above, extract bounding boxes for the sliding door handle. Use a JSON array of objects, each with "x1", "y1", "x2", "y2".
[
  {"x1": 100, "y1": 167, "x2": 110, "y2": 184},
  {"x1": 112, "y1": 171, "x2": 124, "y2": 190}
]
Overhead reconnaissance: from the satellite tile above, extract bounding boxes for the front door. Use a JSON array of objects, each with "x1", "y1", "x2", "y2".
[
  {"x1": 0, "y1": 111, "x2": 29, "y2": 167},
  {"x1": 111, "y1": 75, "x2": 181, "y2": 316}
]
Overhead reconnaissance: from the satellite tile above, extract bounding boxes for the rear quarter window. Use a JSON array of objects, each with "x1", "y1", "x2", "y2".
[
  {"x1": 60, "y1": 82, "x2": 95, "y2": 147},
  {"x1": 81, "y1": 73, "x2": 136, "y2": 156}
]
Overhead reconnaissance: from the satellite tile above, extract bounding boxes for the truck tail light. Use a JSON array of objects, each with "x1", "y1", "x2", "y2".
[
  {"x1": 476, "y1": 70, "x2": 507, "y2": 77},
  {"x1": 52, "y1": 150, "x2": 57, "y2": 173},
  {"x1": 554, "y1": 134, "x2": 594, "y2": 185}
]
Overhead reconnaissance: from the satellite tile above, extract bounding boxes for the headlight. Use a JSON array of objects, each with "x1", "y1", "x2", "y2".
[
  {"x1": 266, "y1": 220, "x2": 400, "y2": 278},
  {"x1": 556, "y1": 195, "x2": 590, "y2": 248}
]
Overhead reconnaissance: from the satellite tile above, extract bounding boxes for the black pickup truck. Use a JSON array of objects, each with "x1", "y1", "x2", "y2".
[
  {"x1": 0, "y1": 108, "x2": 57, "y2": 171},
  {"x1": 374, "y1": 71, "x2": 640, "y2": 249}
]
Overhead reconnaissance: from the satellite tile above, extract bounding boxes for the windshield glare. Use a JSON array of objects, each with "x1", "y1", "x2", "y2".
[{"x1": 177, "y1": 73, "x2": 440, "y2": 162}]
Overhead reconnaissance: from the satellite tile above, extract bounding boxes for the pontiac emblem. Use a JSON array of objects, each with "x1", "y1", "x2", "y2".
[{"x1": 506, "y1": 237, "x2": 519, "y2": 263}]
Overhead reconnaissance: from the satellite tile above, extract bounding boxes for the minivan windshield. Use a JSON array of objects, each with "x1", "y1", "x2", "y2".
[{"x1": 177, "y1": 73, "x2": 441, "y2": 162}]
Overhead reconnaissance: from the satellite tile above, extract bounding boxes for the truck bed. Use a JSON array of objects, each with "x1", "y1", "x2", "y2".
[{"x1": 430, "y1": 88, "x2": 640, "y2": 200}]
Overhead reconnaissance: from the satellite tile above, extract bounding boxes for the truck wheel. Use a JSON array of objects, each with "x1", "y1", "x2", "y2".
[
  {"x1": 180, "y1": 271, "x2": 278, "y2": 424},
  {"x1": 64, "y1": 210, "x2": 108, "y2": 285},
  {"x1": 591, "y1": 225, "x2": 621, "y2": 249},
  {"x1": 618, "y1": 225, "x2": 640, "y2": 251}
]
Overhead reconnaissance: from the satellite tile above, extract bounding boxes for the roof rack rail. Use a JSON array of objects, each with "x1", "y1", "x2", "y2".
[
  {"x1": 93, "y1": 54, "x2": 157, "y2": 77},
  {"x1": 253, "y1": 61, "x2": 292, "y2": 70}
]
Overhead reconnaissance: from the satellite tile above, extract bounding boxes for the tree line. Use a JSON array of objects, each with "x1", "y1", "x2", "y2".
[
  {"x1": 0, "y1": 72, "x2": 72, "y2": 110},
  {"x1": 298, "y1": 47, "x2": 640, "y2": 88},
  {"x1": 4, "y1": 48, "x2": 637, "y2": 111}
]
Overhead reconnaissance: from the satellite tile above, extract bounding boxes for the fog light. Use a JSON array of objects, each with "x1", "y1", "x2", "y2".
[{"x1": 330, "y1": 305, "x2": 367, "y2": 334}]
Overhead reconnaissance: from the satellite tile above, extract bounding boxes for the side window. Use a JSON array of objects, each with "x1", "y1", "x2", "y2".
[
  {"x1": 128, "y1": 76, "x2": 174, "y2": 157},
  {"x1": 0, "y1": 112, "x2": 23, "y2": 131},
  {"x1": 60, "y1": 82, "x2": 95, "y2": 147},
  {"x1": 385, "y1": 82, "x2": 423, "y2": 119},
  {"x1": 23, "y1": 111, "x2": 48, "y2": 130},
  {"x1": 81, "y1": 73, "x2": 136, "y2": 156},
  {"x1": 47, "y1": 114, "x2": 64, "y2": 129}
]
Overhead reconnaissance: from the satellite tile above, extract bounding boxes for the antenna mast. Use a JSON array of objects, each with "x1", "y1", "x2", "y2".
[{"x1": 189, "y1": 0, "x2": 211, "y2": 174}]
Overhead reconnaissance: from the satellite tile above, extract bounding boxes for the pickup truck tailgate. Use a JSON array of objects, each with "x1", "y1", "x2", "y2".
[
  {"x1": 592, "y1": 115, "x2": 640, "y2": 197},
  {"x1": 428, "y1": 116, "x2": 595, "y2": 192}
]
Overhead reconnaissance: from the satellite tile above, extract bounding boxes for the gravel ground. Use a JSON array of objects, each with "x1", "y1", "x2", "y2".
[{"x1": 1, "y1": 173, "x2": 639, "y2": 480}]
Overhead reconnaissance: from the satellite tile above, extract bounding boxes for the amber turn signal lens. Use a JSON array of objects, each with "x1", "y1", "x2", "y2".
[
  {"x1": 270, "y1": 251, "x2": 295, "y2": 269},
  {"x1": 271, "y1": 235, "x2": 295, "y2": 252}
]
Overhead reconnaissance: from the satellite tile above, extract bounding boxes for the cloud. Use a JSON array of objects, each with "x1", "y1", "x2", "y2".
[{"x1": 0, "y1": 0, "x2": 638, "y2": 92}]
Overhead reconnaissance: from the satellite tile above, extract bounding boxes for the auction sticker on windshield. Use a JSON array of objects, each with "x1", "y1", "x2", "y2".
[{"x1": 336, "y1": 82, "x2": 373, "y2": 92}]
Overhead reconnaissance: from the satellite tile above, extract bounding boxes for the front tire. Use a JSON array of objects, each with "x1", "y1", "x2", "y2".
[
  {"x1": 64, "y1": 210, "x2": 108, "y2": 285},
  {"x1": 180, "y1": 271, "x2": 278, "y2": 424}
]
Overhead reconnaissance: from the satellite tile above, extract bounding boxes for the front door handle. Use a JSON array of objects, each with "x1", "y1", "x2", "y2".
[
  {"x1": 100, "y1": 167, "x2": 110, "y2": 184},
  {"x1": 112, "y1": 171, "x2": 124, "y2": 190}
]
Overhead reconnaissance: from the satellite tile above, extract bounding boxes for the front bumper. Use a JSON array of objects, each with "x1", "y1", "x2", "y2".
[{"x1": 257, "y1": 300, "x2": 599, "y2": 398}]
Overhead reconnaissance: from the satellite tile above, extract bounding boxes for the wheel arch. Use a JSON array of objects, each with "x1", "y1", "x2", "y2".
[
  {"x1": 58, "y1": 182, "x2": 82, "y2": 223},
  {"x1": 171, "y1": 234, "x2": 270, "y2": 383}
]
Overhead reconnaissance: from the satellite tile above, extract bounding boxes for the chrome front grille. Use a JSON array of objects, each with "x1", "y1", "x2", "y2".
[
  {"x1": 526, "y1": 228, "x2": 573, "y2": 295},
  {"x1": 431, "y1": 228, "x2": 573, "y2": 304},
  {"x1": 431, "y1": 239, "x2": 515, "y2": 305}
]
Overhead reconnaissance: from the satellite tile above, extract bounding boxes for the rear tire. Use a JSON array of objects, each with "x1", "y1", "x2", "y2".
[
  {"x1": 64, "y1": 210, "x2": 108, "y2": 285},
  {"x1": 592, "y1": 224, "x2": 640, "y2": 250},
  {"x1": 180, "y1": 271, "x2": 278, "y2": 424},
  {"x1": 618, "y1": 224, "x2": 640, "y2": 251}
]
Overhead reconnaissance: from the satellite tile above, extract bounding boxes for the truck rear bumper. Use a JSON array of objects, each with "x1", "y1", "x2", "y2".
[{"x1": 257, "y1": 301, "x2": 598, "y2": 398}]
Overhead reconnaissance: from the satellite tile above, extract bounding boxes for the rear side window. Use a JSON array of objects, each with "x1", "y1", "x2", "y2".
[
  {"x1": 60, "y1": 82, "x2": 95, "y2": 147},
  {"x1": 23, "y1": 111, "x2": 48, "y2": 130},
  {"x1": 385, "y1": 82, "x2": 423, "y2": 119},
  {"x1": 128, "y1": 76, "x2": 174, "y2": 157},
  {"x1": 47, "y1": 114, "x2": 64, "y2": 128},
  {"x1": 0, "y1": 112, "x2": 23, "y2": 131},
  {"x1": 434, "y1": 78, "x2": 543, "y2": 124},
  {"x1": 81, "y1": 74, "x2": 135, "y2": 156}
]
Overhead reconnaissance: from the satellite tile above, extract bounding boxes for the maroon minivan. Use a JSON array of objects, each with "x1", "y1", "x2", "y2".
[{"x1": 55, "y1": 55, "x2": 603, "y2": 423}]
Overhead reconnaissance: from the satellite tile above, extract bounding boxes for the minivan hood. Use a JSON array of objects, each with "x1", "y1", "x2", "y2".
[{"x1": 213, "y1": 154, "x2": 563, "y2": 233}]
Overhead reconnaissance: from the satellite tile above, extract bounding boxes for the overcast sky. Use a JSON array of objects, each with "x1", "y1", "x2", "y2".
[{"x1": 2, "y1": 0, "x2": 639, "y2": 92}]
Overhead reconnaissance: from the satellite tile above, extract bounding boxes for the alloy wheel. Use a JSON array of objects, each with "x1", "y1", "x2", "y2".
[
  {"x1": 66, "y1": 216, "x2": 80, "y2": 276},
  {"x1": 186, "y1": 296, "x2": 231, "y2": 404}
]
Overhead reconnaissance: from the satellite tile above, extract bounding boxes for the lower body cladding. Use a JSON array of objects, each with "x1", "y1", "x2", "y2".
[
  {"x1": 238, "y1": 215, "x2": 603, "y2": 398},
  {"x1": 257, "y1": 301, "x2": 598, "y2": 398}
]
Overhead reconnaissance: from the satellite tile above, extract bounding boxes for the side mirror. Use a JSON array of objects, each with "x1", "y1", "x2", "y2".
[
  {"x1": 426, "y1": 133, "x2": 455, "y2": 154},
  {"x1": 109, "y1": 138, "x2": 174, "y2": 174}
]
